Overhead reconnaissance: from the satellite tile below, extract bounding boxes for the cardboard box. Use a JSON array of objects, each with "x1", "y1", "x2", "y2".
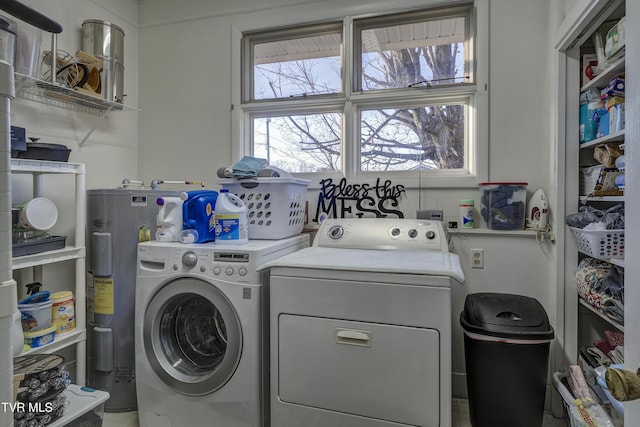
[
  {"x1": 605, "y1": 17, "x2": 626, "y2": 59},
  {"x1": 601, "y1": 77, "x2": 625, "y2": 99}
]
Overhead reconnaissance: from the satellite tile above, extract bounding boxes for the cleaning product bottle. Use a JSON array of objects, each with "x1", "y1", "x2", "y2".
[
  {"x1": 215, "y1": 189, "x2": 248, "y2": 245},
  {"x1": 156, "y1": 196, "x2": 183, "y2": 241},
  {"x1": 181, "y1": 190, "x2": 218, "y2": 243}
]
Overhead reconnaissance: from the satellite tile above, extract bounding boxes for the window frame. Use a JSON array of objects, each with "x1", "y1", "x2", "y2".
[{"x1": 232, "y1": 0, "x2": 488, "y2": 189}]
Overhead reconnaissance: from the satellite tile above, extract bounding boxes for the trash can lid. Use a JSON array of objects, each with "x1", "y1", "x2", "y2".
[{"x1": 460, "y1": 292, "x2": 554, "y2": 340}]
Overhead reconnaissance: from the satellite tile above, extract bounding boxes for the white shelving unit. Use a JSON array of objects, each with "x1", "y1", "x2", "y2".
[
  {"x1": 11, "y1": 159, "x2": 87, "y2": 385},
  {"x1": 572, "y1": 0, "x2": 626, "y2": 360}
]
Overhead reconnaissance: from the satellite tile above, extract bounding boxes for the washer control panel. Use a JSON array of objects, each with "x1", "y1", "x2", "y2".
[
  {"x1": 315, "y1": 218, "x2": 448, "y2": 252},
  {"x1": 166, "y1": 248, "x2": 258, "y2": 282}
]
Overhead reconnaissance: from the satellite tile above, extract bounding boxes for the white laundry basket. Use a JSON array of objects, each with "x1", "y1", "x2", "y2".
[
  {"x1": 218, "y1": 177, "x2": 310, "y2": 239},
  {"x1": 568, "y1": 227, "x2": 625, "y2": 259}
]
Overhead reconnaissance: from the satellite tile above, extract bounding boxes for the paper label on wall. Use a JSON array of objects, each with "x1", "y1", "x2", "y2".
[{"x1": 93, "y1": 277, "x2": 115, "y2": 314}]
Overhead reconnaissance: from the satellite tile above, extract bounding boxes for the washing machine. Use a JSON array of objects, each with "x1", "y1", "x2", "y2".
[
  {"x1": 263, "y1": 218, "x2": 464, "y2": 427},
  {"x1": 134, "y1": 234, "x2": 309, "y2": 427}
]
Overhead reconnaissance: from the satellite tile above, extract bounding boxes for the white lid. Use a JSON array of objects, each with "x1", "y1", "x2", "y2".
[{"x1": 23, "y1": 197, "x2": 58, "y2": 230}]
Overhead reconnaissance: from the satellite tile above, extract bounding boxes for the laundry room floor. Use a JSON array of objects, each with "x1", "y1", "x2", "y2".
[
  {"x1": 103, "y1": 411, "x2": 138, "y2": 427},
  {"x1": 103, "y1": 400, "x2": 566, "y2": 426}
]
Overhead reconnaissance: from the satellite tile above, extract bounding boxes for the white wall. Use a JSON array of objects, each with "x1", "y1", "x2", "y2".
[
  {"x1": 138, "y1": 0, "x2": 557, "y2": 398},
  {"x1": 12, "y1": 0, "x2": 139, "y2": 192},
  {"x1": 10, "y1": 0, "x2": 139, "y2": 248}
]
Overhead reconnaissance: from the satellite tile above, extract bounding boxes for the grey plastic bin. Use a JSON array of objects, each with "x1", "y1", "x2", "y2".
[{"x1": 460, "y1": 293, "x2": 554, "y2": 427}]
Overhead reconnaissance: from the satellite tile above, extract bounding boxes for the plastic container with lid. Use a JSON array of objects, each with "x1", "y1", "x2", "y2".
[
  {"x1": 51, "y1": 291, "x2": 76, "y2": 334},
  {"x1": 460, "y1": 292, "x2": 554, "y2": 427},
  {"x1": 14, "y1": 197, "x2": 59, "y2": 231},
  {"x1": 478, "y1": 182, "x2": 527, "y2": 230},
  {"x1": 23, "y1": 324, "x2": 56, "y2": 348},
  {"x1": 18, "y1": 291, "x2": 53, "y2": 332}
]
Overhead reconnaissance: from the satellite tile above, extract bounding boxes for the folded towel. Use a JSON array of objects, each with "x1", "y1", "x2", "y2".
[{"x1": 231, "y1": 156, "x2": 267, "y2": 178}]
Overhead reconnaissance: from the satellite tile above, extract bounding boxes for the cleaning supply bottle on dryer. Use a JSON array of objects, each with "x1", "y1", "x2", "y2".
[
  {"x1": 215, "y1": 189, "x2": 248, "y2": 245},
  {"x1": 180, "y1": 190, "x2": 218, "y2": 243},
  {"x1": 156, "y1": 196, "x2": 183, "y2": 241}
]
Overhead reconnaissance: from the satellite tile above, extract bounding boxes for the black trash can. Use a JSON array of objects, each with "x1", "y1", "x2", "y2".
[{"x1": 460, "y1": 293, "x2": 554, "y2": 427}]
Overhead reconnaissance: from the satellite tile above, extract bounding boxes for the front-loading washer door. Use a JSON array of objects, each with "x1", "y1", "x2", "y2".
[{"x1": 143, "y1": 276, "x2": 242, "y2": 396}]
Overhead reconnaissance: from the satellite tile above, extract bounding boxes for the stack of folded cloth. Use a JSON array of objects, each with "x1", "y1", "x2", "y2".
[
  {"x1": 575, "y1": 257, "x2": 624, "y2": 325},
  {"x1": 217, "y1": 156, "x2": 292, "y2": 179}
]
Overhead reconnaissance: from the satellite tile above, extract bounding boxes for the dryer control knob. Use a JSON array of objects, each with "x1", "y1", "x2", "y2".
[
  {"x1": 425, "y1": 230, "x2": 436, "y2": 240},
  {"x1": 328, "y1": 225, "x2": 344, "y2": 239},
  {"x1": 213, "y1": 267, "x2": 222, "y2": 275},
  {"x1": 182, "y1": 251, "x2": 198, "y2": 269},
  {"x1": 226, "y1": 267, "x2": 234, "y2": 276},
  {"x1": 239, "y1": 268, "x2": 247, "y2": 276},
  {"x1": 408, "y1": 229, "x2": 418, "y2": 238}
]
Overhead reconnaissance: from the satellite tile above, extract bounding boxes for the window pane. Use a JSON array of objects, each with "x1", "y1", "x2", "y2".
[
  {"x1": 253, "y1": 113, "x2": 342, "y2": 173},
  {"x1": 360, "y1": 104, "x2": 464, "y2": 171},
  {"x1": 253, "y1": 32, "x2": 342, "y2": 100},
  {"x1": 360, "y1": 16, "x2": 466, "y2": 90}
]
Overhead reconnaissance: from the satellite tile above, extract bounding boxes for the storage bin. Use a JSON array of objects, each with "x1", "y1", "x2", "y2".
[
  {"x1": 478, "y1": 182, "x2": 527, "y2": 230},
  {"x1": 218, "y1": 177, "x2": 310, "y2": 239},
  {"x1": 569, "y1": 227, "x2": 625, "y2": 259},
  {"x1": 553, "y1": 371, "x2": 615, "y2": 427},
  {"x1": 460, "y1": 292, "x2": 554, "y2": 427},
  {"x1": 64, "y1": 385, "x2": 109, "y2": 427}
]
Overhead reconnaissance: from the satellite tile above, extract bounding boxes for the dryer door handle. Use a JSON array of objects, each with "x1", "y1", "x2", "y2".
[{"x1": 335, "y1": 328, "x2": 372, "y2": 348}]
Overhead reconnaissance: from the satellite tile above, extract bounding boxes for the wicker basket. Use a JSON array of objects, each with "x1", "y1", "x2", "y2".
[
  {"x1": 568, "y1": 227, "x2": 625, "y2": 259},
  {"x1": 218, "y1": 177, "x2": 310, "y2": 239}
]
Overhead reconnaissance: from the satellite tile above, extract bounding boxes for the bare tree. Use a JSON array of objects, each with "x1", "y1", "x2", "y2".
[{"x1": 255, "y1": 42, "x2": 464, "y2": 172}]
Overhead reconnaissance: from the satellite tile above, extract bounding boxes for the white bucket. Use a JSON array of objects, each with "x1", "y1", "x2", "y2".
[
  {"x1": 15, "y1": 197, "x2": 58, "y2": 231},
  {"x1": 18, "y1": 299, "x2": 53, "y2": 332},
  {"x1": 215, "y1": 190, "x2": 248, "y2": 244},
  {"x1": 156, "y1": 196, "x2": 183, "y2": 242}
]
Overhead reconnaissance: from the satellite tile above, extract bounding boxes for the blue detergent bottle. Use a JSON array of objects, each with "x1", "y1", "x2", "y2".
[{"x1": 180, "y1": 190, "x2": 218, "y2": 243}]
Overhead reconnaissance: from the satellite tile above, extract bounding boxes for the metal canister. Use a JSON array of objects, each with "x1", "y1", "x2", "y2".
[{"x1": 81, "y1": 20, "x2": 125, "y2": 102}]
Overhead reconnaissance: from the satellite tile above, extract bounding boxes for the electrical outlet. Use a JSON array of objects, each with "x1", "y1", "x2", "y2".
[
  {"x1": 471, "y1": 248, "x2": 484, "y2": 269},
  {"x1": 417, "y1": 210, "x2": 443, "y2": 220}
]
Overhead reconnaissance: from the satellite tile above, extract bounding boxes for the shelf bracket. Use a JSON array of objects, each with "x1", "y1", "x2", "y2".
[{"x1": 78, "y1": 102, "x2": 115, "y2": 147}]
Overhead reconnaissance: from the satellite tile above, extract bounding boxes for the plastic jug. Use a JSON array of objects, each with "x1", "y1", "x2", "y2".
[
  {"x1": 156, "y1": 196, "x2": 183, "y2": 242},
  {"x1": 181, "y1": 190, "x2": 218, "y2": 243},
  {"x1": 215, "y1": 189, "x2": 248, "y2": 245}
]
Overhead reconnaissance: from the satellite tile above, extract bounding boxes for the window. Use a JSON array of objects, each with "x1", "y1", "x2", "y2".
[{"x1": 239, "y1": 2, "x2": 486, "y2": 186}]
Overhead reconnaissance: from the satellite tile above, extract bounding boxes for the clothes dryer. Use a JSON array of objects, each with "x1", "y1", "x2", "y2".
[
  {"x1": 263, "y1": 218, "x2": 464, "y2": 427},
  {"x1": 135, "y1": 234, "x2": 309, "y2": 427}
]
